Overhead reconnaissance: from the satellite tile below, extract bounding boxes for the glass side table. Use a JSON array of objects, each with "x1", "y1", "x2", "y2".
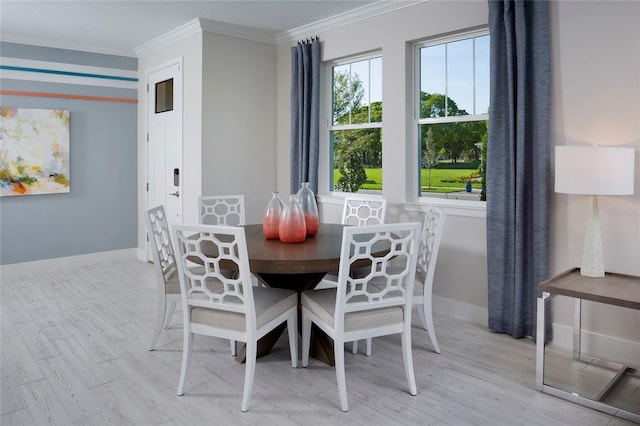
[{"x1": 536, "y1": 267, "x2": 640, "y2": 423}]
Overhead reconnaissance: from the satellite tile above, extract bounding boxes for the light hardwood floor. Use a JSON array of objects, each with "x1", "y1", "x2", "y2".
[{"x1": 1, "y1": 257, "x2": 635, "y2": 425}]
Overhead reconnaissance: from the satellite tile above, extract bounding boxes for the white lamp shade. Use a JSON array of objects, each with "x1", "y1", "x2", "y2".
[{"x1": 555, "y1": 146, "x2": 635, "y2": 195}]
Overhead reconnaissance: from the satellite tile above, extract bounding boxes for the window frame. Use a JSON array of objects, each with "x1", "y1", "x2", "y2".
[
  {"x1": 413, "y1": 28, "x2": 490, "y2": 205},
  {"x1": 327, "y1": 51, "x2": 383, "y2": 195}
]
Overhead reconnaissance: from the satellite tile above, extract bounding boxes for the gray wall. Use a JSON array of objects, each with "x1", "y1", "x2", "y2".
[
  {"x1": 0, "y1": 42, "x2": 138, "y2": 265},
  {"x1": 201, "y1": 32, "x2": 277, "y2": 225}
]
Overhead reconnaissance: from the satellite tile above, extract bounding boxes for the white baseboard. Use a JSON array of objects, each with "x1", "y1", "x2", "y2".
[
  {"x1": 431, "y1": 298, "x2": 638, "y2": 368},
  {"x1": 0, "y1": 248, "x2": 138, "y2": 276},
  {"x1": 430, "y1": 298, "x2": 638, "y2": 367},
  {"x1": 314, "y1": 286, "x2": 491, "y2": 327},
  {"x1": 137, "y1": 247, "x2": 148, "y2": 262},
  {"x1": 548, "y1": 323, "x2": 640, "y2": 368},
  {"x1": 432, "y1": 295, "x2": 489, "y2": 327}
]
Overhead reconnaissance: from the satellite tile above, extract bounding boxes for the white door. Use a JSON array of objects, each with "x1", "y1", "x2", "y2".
[{"x1": 147, "y1": 60, "x2": 183, "y2": 260}]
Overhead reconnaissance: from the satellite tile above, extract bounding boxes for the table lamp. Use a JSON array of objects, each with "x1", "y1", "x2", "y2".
[{"x1": 555, "y1": 145, "x2": 635, "y2": 277}]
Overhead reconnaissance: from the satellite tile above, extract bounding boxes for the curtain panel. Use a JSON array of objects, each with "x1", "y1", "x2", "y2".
[
  {"x1": 290, "y1": 38, "x2": 320, "y2": 195},
  {"x1": 486, "y1": 0, "x2": 551, "y2": 339}
]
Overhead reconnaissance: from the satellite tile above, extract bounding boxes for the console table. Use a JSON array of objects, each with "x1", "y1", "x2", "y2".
[{"x1": 536, "y1": 268, "x2": 640, "y2": 422}]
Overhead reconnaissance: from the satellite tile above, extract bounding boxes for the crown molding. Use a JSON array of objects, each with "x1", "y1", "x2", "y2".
[
  {"x1": 276, "y1": 0, "x2": 426, "y2": 45},
  {"x1": 135, "y1": 18, "x2": 203, "y2": 57},
  {"x1": 198, "y1": 19, "x2": 277, "y2": 45},
  {"x1": 135, "y1": 17, "x2": 278, "y2": 56}
]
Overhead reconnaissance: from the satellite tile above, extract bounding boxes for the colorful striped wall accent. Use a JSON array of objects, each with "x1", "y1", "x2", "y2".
[
  {"x1": 0, "y1": 90, "x2": 137, "y2": 104},
  {"x1": 0, "y1": 57, "x2": 138, "y2": 89},
  {"x1": 0, "y1": 57, "x2": 138, "y2": 104}
]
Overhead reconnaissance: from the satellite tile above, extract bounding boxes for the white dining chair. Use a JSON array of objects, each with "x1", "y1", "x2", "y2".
[
  {"x1": 413, "y1": 205, "x2": 446, "y2": 354},
  {"x1": 172, "y1": 223, "x2": 298, "y2": 412},
  {"x1": 341, "y1": 195, "x2": 387, "y2": 226},
  {"x1": 198, "y1": 193, "x2": 256, "y2": 355},
  {"x1": 352, "y1": 205, "x2": 447, "y2": 356},
  {"x1": 145, "y1": 205, "x2": 181, "y2": 351},
  {"x1": 301, "y1": 222, "x2": 421, "y2": 412},
  {"x1": 324, "y1": 195, "x2": 388, "y2": 355},
  {"x1": 198, "y1": 194, "x2": 245, "y2": 226}
]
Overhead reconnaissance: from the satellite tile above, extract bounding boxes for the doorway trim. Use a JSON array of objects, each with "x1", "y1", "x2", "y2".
[{"x1": 144, "y1": 57, "x2": 184, "y2": 261}]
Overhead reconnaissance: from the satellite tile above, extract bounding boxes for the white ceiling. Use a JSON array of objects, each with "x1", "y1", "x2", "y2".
[{"x1": 0, "y1": 0, "x2": 396, "y2": 56}]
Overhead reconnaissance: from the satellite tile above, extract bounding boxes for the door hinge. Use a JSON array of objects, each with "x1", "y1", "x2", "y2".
[
  {"x1": 146, "y1": 83, "x2": 149, "y2": 93},
  {"x1": 146, "y1": 133, "x2": 149, "y2": 142},
  {"x1": 146, "y1": 182, "x2": 149, "y2": 192}
]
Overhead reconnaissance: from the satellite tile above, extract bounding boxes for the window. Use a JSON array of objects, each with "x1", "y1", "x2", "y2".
[
  {"x1": 329, "y1": 55, "x2": 382, "y2": 193},
  {"x1": 417, "y1": 31, "x2": 489, "y2": 201},
  {"x1": 155, "y1": 78, "x2": 174, "y2": 113}
]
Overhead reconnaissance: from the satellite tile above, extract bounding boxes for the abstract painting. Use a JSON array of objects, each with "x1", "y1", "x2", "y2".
[{"x1": 0, "y1": 107, "x2": 70, "y2": 196}]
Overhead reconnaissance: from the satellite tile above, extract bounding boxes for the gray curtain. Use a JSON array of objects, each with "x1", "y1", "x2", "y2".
[
  {"x1": 486, "y1": 0, "x2": 551, "y2": 339},
  {"x1": 290, "y1": 38, "x2": 320, "y2": 195}
]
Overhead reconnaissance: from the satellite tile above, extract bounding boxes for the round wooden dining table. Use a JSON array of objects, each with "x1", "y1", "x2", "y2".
[{"x1": 243, "y1": 223, "x2": 344, "y2": 287}]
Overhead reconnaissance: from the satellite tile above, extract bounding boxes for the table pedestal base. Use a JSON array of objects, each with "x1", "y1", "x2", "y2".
[{"x1": 235, "y1": 272, "x2": 335, "y2": 366}]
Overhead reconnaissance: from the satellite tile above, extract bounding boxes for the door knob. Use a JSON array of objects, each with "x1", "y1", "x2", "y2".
[{"x1": 169, "y1": 191, "x2": 180, "y2": 197}]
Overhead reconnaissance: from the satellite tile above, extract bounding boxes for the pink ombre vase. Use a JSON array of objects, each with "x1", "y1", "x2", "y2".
[
  {"x1": 263, "y1": 191, "x2": 285, "y2": 240},
  {"x1": 279, "y1": 194, "x2": 306, "y2": 243},
  {"x1": 296, "y1": 182, "x2": 319, "y2": 237}
]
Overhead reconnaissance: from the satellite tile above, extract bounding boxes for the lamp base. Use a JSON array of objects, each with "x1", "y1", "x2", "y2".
[{"x1": 580, "y1": 195, "x2": 605, "y2": 278}]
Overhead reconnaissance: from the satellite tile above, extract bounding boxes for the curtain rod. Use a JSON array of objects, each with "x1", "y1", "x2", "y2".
[{"x1": 297, "y1": 36, "x2": 319, "y2": 45}]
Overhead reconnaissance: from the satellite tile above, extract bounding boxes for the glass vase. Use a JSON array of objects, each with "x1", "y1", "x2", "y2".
[
  {"x1": 279, "y1": 194, "x2": 306, "y2": 243},
  {"x1": 296, "y1": 182, "x2": 319, "y2": 237},
  {"x1": 262, "y1": 191, "x2": 285, "y2": 240}
]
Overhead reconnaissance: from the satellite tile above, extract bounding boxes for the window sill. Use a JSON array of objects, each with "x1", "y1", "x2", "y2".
[
  {"x1": 404, "y1": 198, "x2": 486, "y2": 218},
  {"x1": 318, "y1": 194, "x2": 486, "y2": 219},
  {"x1": 317, "y1": 193, "x2": 385, "y2": 205}
]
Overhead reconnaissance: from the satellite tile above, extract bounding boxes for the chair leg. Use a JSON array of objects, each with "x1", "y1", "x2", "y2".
[
  {"x1": 165, "y1": 300, "x2": 177, "y2": 329},
  {"x1": 301, "y1": 312, "x2": 311, "y2": 367},
  {"x1": 287, "y1": 313, "x2": 298, "y2": 368},
  {"x1": 149, "y1": 297, "x2": 167, "y2": 351},
  {"x1": 401, "y1": 329, "x2": 417, "y2": 396},
  {"x1": 334, "y1": 339, "x2": 349, "y2": 412},
  {"x1": 252, "y1": 274, "x2": 264, "y2": 287},
  {"x1": 241, "y1": 340, "x2": 257, "y2": 412},
  {"x1": 418, "y1": 300, "x2": 441, "y2": 354},
  {"x1": 352, "y1": 338, "x2": 372, "y2": 355},
  {"x1": 416, "y1": 303, "x2": 426, "y2": 328},
  {"x1": 177, "y1": 329, "x2": 193, "y2": 396}
]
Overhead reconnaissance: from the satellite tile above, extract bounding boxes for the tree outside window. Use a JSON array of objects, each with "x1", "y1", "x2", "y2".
[
  {"x1": 418, "y1": 32, "x2": 489, "y2": 201},
  {"x1": 330, "y1": 56, "x2": 382, "y2": 193}
]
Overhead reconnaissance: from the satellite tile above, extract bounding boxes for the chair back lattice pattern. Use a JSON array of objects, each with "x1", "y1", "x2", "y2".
[
  {"x1": 198, "y1": 195, "x2": 246, "y2": 226},
  {"x1": 172, "y1": 224, "x2": 253, "y2": 315},
  {"x1": 336, "y1": 222, "x2": 421, "y2": 316},
  {"x1": 341, "y1": 196, "x2": 387, "y2": 226},
  {"x1": 417, "y1": 205, "x2": 446, "y2": 280},
  {"x1": 145, "y1": 205, "x2": 178, "y2": 285}
]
